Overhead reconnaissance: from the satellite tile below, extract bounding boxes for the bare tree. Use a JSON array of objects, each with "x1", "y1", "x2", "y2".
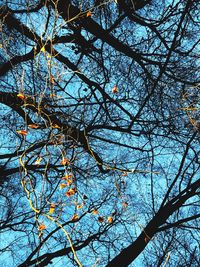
[{"x1": 0, "y1": 0, "x2": 199, "y2": 266}]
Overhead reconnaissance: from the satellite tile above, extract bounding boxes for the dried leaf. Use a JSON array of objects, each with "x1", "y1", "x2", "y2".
[
  {"x1": 77, "y1": 203, "x2": 84, "y2": 209},
  {"x1": 49, "y1": 203, "x2": 56, "y2": 214},
  {"x1": 38, "y1": 223, "x2": 46, "y2": 231},
  {"x1": 50, "y1": 93, "x2": 56, "y2": 98},
  {"x1": 92, "y1": 209, "x2": 99, "y2": 215},
  {"x1": 52, "y1": 124, "x2": 61, "y2": 129},
  {"x1": 17, "y1": 93, "x2": 25, "y2": 100},
  {"x1": 65, "y1": 188, "x2": 77, "y2": 197},
  {"x1": 71, "y1": 214, "x2": 79, "y2": 221},
  {"x1": 28, "y1": 124, "x2": 39, "y2": 129},
  {"x1": 112, "y1": 85, "x2": 118, "y2": 94},
  {"x1": 98, "y1": 216, "x2": 104, "y2": 223},
  {"x1": 66, "y1": 179, "x2": 73, "y2": 186},
  {"x1": 34, "y1": 157, "x2": 42, "y2": 166},
  {"x1": 86, "y1": 11, "x2": 92, "y2": 17},
  {"x1": 61, "y1": 173, "x2": 73, "y2": 186},
  {"x1": 49, "y1": 207, "x2": 55, "y2": 214},
  {"x1": 40, "y1": 46, "x2": 46, "y2": 52},
  {"x1": 60, "y1": 158, "x2": 70, "y2": 165},
  {"x1": 64, "y1": 173, "x2": 73, "y2": 179},
  {"x1": 16, "y1": 130, "x2": 28, "y2": 136},
  {"x1": 60, "y1": 183, "x2": 67, "y2": 189},
  {"x1": 50, "y1": 74, "x2": 55, "y2": 84},
  {"x1": 107, "y1": 216, "x2": 113, "y2": 224}
]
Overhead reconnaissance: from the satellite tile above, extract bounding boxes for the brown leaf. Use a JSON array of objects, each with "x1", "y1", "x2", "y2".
[
  {"x1": 112, "y1": 85, "x2": 118, "y2": 94},
  {"x1": 49, "y1": 207, "x2": 55, "y2": 214},
  {"x1": 65, "y1": 188, "x2": 77, "y2": 197},
  {"x1": 86, "y1": 11, "x2": 92, "y2": 17},
  {"x1": 71, "y1": 214, "x2": 79, "y2": 222},
  {"x1": 17, "y1": 93, "x2": 25, "y2": 100},
  {"x1": 34, "y1": 157, "x2": 42, "y2": 166},
  {"x1": 77, "y1": 203, "x2": 84, "y2": 209},
  {"x1": 52, "y1": 124, "x2": 61, "y2": 129},
  {"x1": 98, "y1": 216, "x2": 104, "y2": 223},
  {"x1": 28, "y1": 124, "x2": 39, "y2": 129},
  {"x1": 92, "y1": 209, "x2": 99, "y2": 215},
  {"x1": 60, "y1": 183, "x2": 67, "y2": 189},
  {"x1": 38, "y1": 223, "x2": 46, "y2": 231},
  {"x1": 107, "y1": 216, "x2": 113, "y2": 223},
  {"x1": 60, "y1": 158, "x2": 70, "y2": 165},
  {"x1": 16, "y1": 130, "x2": 28, "y2": 136}
]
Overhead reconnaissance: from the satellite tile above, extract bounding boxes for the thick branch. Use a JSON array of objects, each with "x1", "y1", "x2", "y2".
[
  {"x1": 0, "y1": 91, "x2": 109, "y2": 173},
  {"x1": 106, "y1": 178, "x2": 200, "y2": 267}
]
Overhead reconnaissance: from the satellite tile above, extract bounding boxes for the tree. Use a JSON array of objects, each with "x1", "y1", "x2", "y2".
[{"x1": 0, "y1": 0, "x2": 199, "y2": 266}]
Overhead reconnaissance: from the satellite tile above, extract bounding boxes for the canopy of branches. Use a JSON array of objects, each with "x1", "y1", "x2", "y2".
[{"x1": 0, "y1": 0, "x2": 199, "y2": 266}]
